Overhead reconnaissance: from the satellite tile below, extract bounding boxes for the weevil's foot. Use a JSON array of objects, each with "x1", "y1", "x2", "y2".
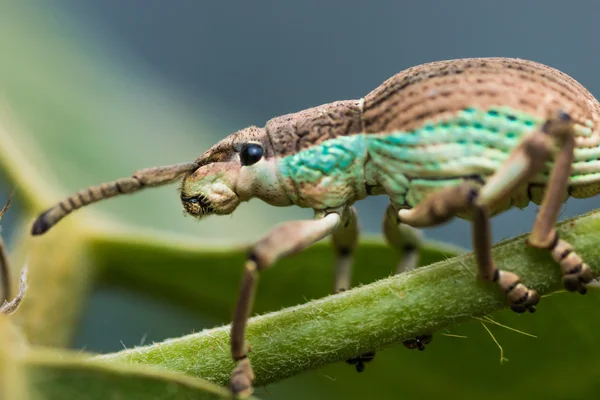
[
  {"x1": 345, "y1": 351, "x2": 376, "y2": 373},
  {"x1": 496, "y1": 270, "x2": 539, "y2": 314},
  {"x1": 507, "y1": 286, "x2": 539, "y2": 314},
  {"x1": 402, "y1": 334, "x2": 433, "y2": 351},
  {"x1": 562, "y1": 263, "x2": 594, "y2": 295},
  {"x1": 229, "y1": 357, "x2": 255, "y2": 398},
  {"x1": 548, "y1": 238, "x2": 594, "y2": 294}
]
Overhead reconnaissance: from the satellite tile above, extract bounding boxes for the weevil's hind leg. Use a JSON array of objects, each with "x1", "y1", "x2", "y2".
[
  {"x1": 31, "y1": 162, "x2": 198, "y2": 235},
  {"x1": 471, "y1": 203, "x2": 539, "y2": 313},
  {"x1": 229, "y1": 212, "x2": 341, "y2": 397},
  {"x1": 398, "y1": 115, "x2": 561, "y2": 313},
  {"x1": 383, "y1": 203, "x2": 423, "y2": 274},
  {"x1": 472, "y1": 112, "x2": 577, "y2": 312},
  {"x1": 526, "y1": 114, "x2": 594, "y2": 294},
  {"x1": 332, "y1": 206, "x2": 359, "y2": 293}
]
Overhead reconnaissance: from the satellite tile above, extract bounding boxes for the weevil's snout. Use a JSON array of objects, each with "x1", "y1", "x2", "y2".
[
  {"x1": 180, "y1": 192, "x2": 215, "y2": 217},
  {"x1": 180, "y1": 162, "x2": 241, "y2": 218}
]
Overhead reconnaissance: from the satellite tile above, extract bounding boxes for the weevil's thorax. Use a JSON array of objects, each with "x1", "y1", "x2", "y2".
[{"x1": 266, "y1": 100, "x2": 373, "y2": 210}]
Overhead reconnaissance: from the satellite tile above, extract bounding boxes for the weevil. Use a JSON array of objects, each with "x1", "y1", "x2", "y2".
[{"x1": 31, "y1": 57, "x2": 599, "y2": 396}]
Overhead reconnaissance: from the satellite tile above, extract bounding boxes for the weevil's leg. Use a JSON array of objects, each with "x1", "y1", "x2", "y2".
[
  {"x1": 472, "y1": 114, "x2": 575, "y2": 312},
  {"x1": 330, "y1": 207, "x2": 375, "y2": 372},
  {"x1": 229, "y1": 212, "x2": 341, "y2": 397},
  {"x1": 383, "y1": 203, "x2": 423, "y2": 274},
  {"x1": 382, "y1": 203, "x2": 433, "y2": 350},
  {"x1": 345, "y1": 351, "x2": 375, "y2": 373},
  {"x1": 526, "y1": 114, "x2": 594, "y2": 294},
  {"x1": 332, "y1": 206, "x2": 359, "y2": 293},
  {"x1": 398, "y1": 121, "x2": 558, "y2": 313},
  {"x1": 397, "y1": 183, "x2": 480, "y2": 228},
  {"x1": 402, "y1": 334, "x2": 433, "y2": 351},
  {"x1": 31, "y1": 162, "x2": 199, "y2": 235},
  {"x1": 471, "y1": 202, "x2": 539, "y2": 313}
]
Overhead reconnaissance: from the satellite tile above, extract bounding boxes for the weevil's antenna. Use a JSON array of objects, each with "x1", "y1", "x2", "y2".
[
  {"x1": 0, "y1": 195, "x2": 12, "y2": 304},
  {"x1": 31, "y1": 162, "x2": 199, "y2": 235}
]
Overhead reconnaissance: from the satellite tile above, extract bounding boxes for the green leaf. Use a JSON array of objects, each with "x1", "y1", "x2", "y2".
[
  {"x1": 25, "y1": 350, "x2": 254, "y2": 400},
  {"x1": 0, "y1": 318, "x2": 257, "y2": 400}
]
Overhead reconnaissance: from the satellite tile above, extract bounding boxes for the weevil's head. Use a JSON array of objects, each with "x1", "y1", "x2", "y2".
[{"x1": 180, "y1": 126, "x2": 290, "y2": 219}]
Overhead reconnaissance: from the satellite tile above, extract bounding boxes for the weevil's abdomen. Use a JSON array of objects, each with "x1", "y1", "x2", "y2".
[
  {"x1": 365, "y1": 107, "x2": 542, "y2": 208},
  {"x1": 361, "y1": 58, "x2": 600, "y2": 206}
]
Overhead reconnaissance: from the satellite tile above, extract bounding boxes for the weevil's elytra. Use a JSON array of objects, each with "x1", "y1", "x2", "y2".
[{"x1": 31, "y1": 57, "x2": 599, "y2": 397}]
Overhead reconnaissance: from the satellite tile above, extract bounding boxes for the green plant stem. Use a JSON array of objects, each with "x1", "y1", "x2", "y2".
[{"x1": 98, "y1": 210, "x2": 600, "y2": 388}]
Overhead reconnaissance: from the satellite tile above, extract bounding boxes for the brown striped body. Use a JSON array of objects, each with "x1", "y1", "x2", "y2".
[
  {"x1": 265, "y1": 58, "x2": 600, "y2": 152},
  {"x1": 362, "y1": 57, "x2": 600, "y2": 134}
]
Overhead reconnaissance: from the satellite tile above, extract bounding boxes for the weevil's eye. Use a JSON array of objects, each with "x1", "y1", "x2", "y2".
[{"x1": 240, "y1": 143, "x2": 263, "y2": 166}]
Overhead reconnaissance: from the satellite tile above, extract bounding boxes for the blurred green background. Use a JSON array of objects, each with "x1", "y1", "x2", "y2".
[{"x1": 1, "y1": 1, "x2": 600, "y2": 399}]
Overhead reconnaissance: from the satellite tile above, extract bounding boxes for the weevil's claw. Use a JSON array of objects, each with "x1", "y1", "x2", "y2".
[
  {"x1": 402, "y1": 334, "x2": 433, "y2": 351},
  {"x1": 345, "y1": 351, "x2": 375, "y2": 373},
  {"x1": 562, "y1": 263, "x2": 593, "y2": 294},
  {"x1": 229, "y1": 357, "x2": 254, "y2": 398},
  {"x1": 497, "y1": 270, "x2": 539, "y2": 314},
  {"x1": 507, "y1": 287, "x2": 539, "y2": 314}
]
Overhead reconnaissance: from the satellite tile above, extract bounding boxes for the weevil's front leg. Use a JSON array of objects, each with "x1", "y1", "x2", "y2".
[
  {"x1": 229, "y1": 212, "x2": 341, "y2": 397},
  {"x1": 526, "y1": 114, "x2": 594, "y2": 293},
  {"x1": 332, "y1": 206, "x2": 359, "y2": 293}
]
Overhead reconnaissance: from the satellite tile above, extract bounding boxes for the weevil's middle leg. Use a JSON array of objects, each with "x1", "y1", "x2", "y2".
[
  {"x1": 331, "y1": 207, "x2": 379, "y2": 372},
  {"x1": 383, "y1": 203, "x2": 423, "y2": 274},
  {"x1": 332, "y1": 206, "x2": 359, "y2": 293},
  {"x1": 383, "y1": 203, "x2": 433, "y2": 351},
  {"x1": 229, "y1": 212, "x2": 341, "y2": 397}
]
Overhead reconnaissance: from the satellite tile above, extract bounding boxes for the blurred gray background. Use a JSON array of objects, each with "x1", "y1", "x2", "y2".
[
  {"x1": 2, "y1": 0, "x2": 599, "y2": 360},
  {"x1": 43, "y1": 0, "x2": 600, "y2": 247}
]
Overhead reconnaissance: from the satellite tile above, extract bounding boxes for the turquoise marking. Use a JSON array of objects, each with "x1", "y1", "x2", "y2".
[
  {"x1": 279, "y1": 135, "x2": 367, "y2": 183},
  {"x1": 278, "y1": 135, "x2": 369, "y2": 208}
]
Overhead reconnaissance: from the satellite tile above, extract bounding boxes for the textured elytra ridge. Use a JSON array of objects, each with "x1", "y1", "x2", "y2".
[
  {"x1": 278, "y1": 106, "x2": 600, "y2": 210},
  {"x1": 361, "y1": 58, "x2": 600, "y2": 135}
]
